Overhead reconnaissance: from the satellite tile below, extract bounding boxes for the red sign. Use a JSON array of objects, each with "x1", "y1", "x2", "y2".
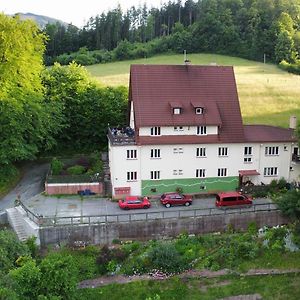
[{"x1": 114, "y1": 187, "x2": 131, "y2": 195}]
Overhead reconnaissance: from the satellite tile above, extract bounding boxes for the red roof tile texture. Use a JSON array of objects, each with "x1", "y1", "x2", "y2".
[
  {"x1": 130, "y1": 64, "x2": 244, "y2": 143},
  {"x1": 244, "y1": 125, "x2": 296, "y2": 143}
]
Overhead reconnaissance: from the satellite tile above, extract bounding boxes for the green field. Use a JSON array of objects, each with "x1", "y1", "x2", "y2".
[{"x1": 86, "y1": 53, "x2": 300, "y2": 127}]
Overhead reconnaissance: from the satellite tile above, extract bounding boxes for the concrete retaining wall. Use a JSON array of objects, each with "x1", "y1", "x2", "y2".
[
  {"x1": 39, "y1": 210, "x2": 289, "y2": 247},
  {"x1": 0, "y1": 211, "x2": 8, "y2": 225},
  {"x1": 45, "y1": 182, "x2": 103, "y2": 195}
]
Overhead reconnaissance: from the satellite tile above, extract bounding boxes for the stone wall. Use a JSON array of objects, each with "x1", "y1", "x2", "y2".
[{"x1": 39, "y1": 210, "x2": 289, "y2": 247}]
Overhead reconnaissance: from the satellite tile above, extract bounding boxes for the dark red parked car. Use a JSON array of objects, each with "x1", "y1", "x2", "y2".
[
  {"x1": 215, "y1": 192, "x2": 253, "y2": 208},
  {"x1": 160, "y1": 192, "x2": 193, "y2": 208},
  {"x1": 118, "y1": 196, "x2": 151, "y2": 210}
]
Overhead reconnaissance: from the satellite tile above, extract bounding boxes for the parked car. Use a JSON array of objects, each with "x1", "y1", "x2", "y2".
[
  {"x1": 118, "y1": 196, "x2": 151, "y2": 210},
  {"x1": 160, "y1": 192, "x2": 193, "y2": 208},
  {"x1": 215, "y1": 192, "x2": 253, "y2": 208}
]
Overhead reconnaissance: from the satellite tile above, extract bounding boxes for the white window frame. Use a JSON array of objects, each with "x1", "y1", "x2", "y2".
[
  {"x1": 217, "y1": 168, "x2": 227, "y2": 177},
  {"x1": 150, "y1": 171, "x2": 160, "y2": 180},
  {"x1": 151, "y1": 148, "x2": 161, "y2": 158},
  {"x1": 196, "y1": 169, "x2": 206, "y2": 178},
  {"x1": 197, "y1": 126, "x2": 207, "y2": 135},
  {"x1": 218, "y1": 147, "x2": 228, "y2": 157},
  {"x1": 264, "y1": 167, "x2": 278, "y2": 177},
  {"x1": 244, "y1": 146, "x2": 252, "y2": 156},
  {"x1": 195, "y1": 107, "x2": 204, "y2": 114},
  {"x1": 174, "y1": 147, "x2": 183, "y2": 154},
  {"x1": 174, "y1": 126, "x2": 184, "y2": 131},
  {"x1": 173, "y1": 108, "x2": 181, "y2": 115},
  {"x1": 265, "y1": 146, "x2": 279, "y2": 156},
  {"x1": 244, "y1": 157, "x2": 252, "y2": 163},
  {"x1": 173, "y1": 169, "x2": 183, "y2": 175},
  {"x1": 127, "y1": 171, "x2": 137, "y2": 181},
  {"x1": 126, "y1": 149, "x2": 137, "y2": 159},
  {"x1": 196, "y1": 147, "x2": 206, "y2": 157},
  {"x1": 150, "y1": 127, "x2": 161, "y2": 136}
]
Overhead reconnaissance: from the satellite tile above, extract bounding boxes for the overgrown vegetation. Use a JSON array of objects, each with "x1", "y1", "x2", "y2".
[{"x1": 2, "y1": 223, "x2": 300, "y2": 299}]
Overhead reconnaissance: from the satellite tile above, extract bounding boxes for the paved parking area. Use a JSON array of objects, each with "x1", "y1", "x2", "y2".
[{"x1": 23, "y1": 194, "x2": 275, "y2": 218}]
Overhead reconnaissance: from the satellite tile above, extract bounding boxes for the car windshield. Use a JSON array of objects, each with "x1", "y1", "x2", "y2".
[{"x1": 161, "y1": 194, "x2": 166, "y2": 199}]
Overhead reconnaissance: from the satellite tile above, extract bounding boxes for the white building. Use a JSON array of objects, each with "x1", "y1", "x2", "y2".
[{"x1": 108, "y1": 64, "x2": 300, "y2": 198}]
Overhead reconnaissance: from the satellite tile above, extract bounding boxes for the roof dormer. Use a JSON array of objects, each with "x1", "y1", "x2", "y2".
[
  {"x1": 169, "y1": 102, "x2": 183, "y2": 115},
  {"x1": 191, "y1": 101, "x2": 205, "y2": 115}
]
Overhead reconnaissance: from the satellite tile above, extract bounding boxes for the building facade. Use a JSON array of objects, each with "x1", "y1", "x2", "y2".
[{"x1": 108, "y1": 64, "x2": 300, "y2": 197}]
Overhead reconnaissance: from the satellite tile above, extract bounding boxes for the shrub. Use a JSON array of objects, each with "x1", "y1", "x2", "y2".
[
  {"x1": 147, "y1": 242, "x2": 185, "y2": 274},
  {"x1": 66, "y1": 165, "x2": 85, "y2": 175},
  {"x1": 51, "y1": 158, "x2": 64, "y2": 175}
]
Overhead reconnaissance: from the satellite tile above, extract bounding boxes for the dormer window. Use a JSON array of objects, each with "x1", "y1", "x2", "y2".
[
  {"x1": 169, "y1": 102, "x2": 183, "y2": 115},
  {"x1": 195, "y1": 107, "x2": 204, "y2": 114},
  {"x1": 173, "y1": 108, "x2": 181, "y2": 115},
  {"x1": 191, "y1": 101, "x2": 205, "y2": 115}
]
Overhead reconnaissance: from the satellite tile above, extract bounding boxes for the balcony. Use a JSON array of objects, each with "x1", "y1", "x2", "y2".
[
  {"x1": 292, "y1": 153, "x2": 300, "y2": 164},
  {"x1": 107, "y1": 127, "x2": 136, "y2": 146}
]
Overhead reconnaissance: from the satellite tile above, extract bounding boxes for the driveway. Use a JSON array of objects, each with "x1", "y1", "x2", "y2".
[
  {"x1": 23, "y1": 193, "x2": 275, "y2": 221},
  {"x1": 0, "y1": 162, "x2": 49, "y2": 212}
]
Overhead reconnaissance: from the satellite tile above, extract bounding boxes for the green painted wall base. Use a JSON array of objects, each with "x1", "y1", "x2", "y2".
[{"x1": 141, "y1": 176, "x2": 239, "y2": 196}]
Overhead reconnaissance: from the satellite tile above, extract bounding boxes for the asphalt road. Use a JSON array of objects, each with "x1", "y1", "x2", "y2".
[{"x1": 0, "y1": 162, "x2": 49, "y2": 212}]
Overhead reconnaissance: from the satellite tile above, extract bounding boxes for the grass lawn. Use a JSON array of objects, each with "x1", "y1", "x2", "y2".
[
  {"x1": 78, "y1": 273, "x2": 300, "y2": 300},
  {"x1": 86, "y1": 53, "x2": 300, "y2": 128}
]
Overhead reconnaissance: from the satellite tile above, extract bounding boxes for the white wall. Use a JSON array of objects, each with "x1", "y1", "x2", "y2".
[
  {"x1": 109, "y1": 141, "x2": 141, "y2": 196},
  {"x1": 109, "y1": 140, "x2": 294, "y2": 196},
  {"x1": 139, "y1": 125, "x2": 218, "y2": 136}
]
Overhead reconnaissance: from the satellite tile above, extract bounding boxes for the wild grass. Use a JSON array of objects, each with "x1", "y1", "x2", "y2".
[
  {"x1": 86, "y1": 53, "x2": 300, "y2": 127},
  {"x1": 77, "y1": 273, "x2": 300, "y2": 300}
]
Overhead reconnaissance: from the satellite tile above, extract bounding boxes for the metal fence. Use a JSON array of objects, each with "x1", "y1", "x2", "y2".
[{"x1": 18, "y1": 200, "x2": 279, "y2": 227}]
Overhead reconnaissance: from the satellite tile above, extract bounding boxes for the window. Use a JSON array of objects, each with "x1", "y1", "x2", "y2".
[
  {"x1": 218, "y1": 147, "x2": 228, "y2": 156},
  {"x1": 196, "y1": 169, "x2": 206, "y2": 178},
  {"x1": 173, "y1": 147, "x2": 183, "y2": 154},
  {"x1": 173, "y1": 108, "x2": 181, "y2": 115},
  {"x1": 195, "y1": 107, "x2": 204, "y2": 114},
  {"x1": 127, "y1": 171, "x2": 137, "y2": 181},
  {"x1": 150, "y1": 127, "x2": 161, "y2": 136},
  {"x1": 151, "y1": 148, "x2": 161, "y2": 158},
  {"x1": 196, "y1": 147, "x2": 206, "y2": 157},
  {"x1": 244, "y1": 146, "x2": 252, "y2": 156},
  {"x1": 150, "y1": 171, "x2": 160, "y2": 180},
  {"x1": 244, "y1": 157, "x2": 252, "y2": 163},
  {"x1": 126, "y1": 149, "x2": 137, "y2": 159},
  {"x1": 173, "y1": 169, "x2": 183, "y2": 175},
  {"x1": 265, "y1": 146, "x2": 279, "y2": 156},
  {"x1": 218, "y1": 168, "x2": 227, "y2": 177},
  {"x1": 174, "y1": 126, "x2": 184, "y2": 131},
  {"x1": 264, "y1": 167, "x2": 278, "y2": 176},
  {"x1": 197, "y1": 126, "x2": 207, "y2": 135}
]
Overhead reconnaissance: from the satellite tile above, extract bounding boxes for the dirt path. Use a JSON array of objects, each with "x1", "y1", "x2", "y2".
[{"x1": 78, "y1": 268, "x2": 300, "y2": 289}]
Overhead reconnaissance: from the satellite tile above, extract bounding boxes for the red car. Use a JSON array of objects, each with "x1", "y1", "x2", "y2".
[
  {"x1": 160, "y1": 192, "x2": 193, "y2": 208},
  {"x1": 118, "y1": 196, "x2": 151, "y2": 210},
  {"x1": 215, "y1": 192, "x2": 253, "y2": 208}
]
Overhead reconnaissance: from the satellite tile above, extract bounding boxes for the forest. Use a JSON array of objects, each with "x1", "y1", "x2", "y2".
[{"x1": 44, "y1": 0, "x2": 300, "y2": 69}]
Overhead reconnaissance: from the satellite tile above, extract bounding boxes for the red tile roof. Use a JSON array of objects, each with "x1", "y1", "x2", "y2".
[
  {"x1": 130, "y1": 64, "x2": 245, "y2": 143},
  {"x1": 244, "y1": 125, "x2": 296, "y2": 143}
]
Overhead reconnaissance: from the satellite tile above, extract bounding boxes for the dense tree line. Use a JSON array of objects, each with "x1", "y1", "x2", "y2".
[
  {"x1": 0, "y1": 14, "x2": 127, "y2": 188},
  {"x1": 44, "y1": 0, "x2": 300, "y2": 65}
]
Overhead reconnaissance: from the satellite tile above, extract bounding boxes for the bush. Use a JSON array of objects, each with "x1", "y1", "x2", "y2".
[
  {"x1": 147, "y1": 242, "x2": 185, "y2": 274},
  {"x1": 51, "y1": 158, "x2": 64, "y2": 175},
  {"x1": 66, "y1": 165, "x2": 85, "y2": 175},
  {"x1": 275, "y1": 189, "x2": 300, "y2": 220}
]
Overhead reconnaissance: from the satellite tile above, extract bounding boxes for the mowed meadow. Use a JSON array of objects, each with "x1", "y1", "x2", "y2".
[{"x1": 86, "y1": 53, "x2": 300, "y2": 128}]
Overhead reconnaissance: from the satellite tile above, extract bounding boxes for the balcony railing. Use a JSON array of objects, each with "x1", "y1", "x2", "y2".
[{"x1": 107, "y1": 127, "x2": 136, "y2": 145}]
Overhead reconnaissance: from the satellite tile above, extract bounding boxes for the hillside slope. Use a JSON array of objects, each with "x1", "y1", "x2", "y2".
[{"x1": 86, "y1": 53, "x2": 300, "y2": 127}]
